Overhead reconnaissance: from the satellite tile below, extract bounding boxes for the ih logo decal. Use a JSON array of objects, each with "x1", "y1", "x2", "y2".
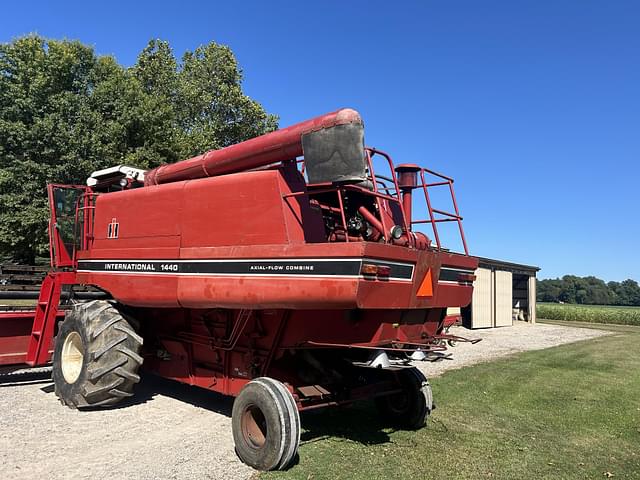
[{"x1": 107, "y1": 218, "x2": 119, "y2": 239}]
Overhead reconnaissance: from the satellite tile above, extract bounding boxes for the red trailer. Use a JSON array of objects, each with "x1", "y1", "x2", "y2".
[{"x1": 0, "y1": 109, "x2": 477, "y2": 470}]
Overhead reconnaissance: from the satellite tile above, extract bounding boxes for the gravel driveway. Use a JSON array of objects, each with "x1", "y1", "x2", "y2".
[
  {"x1": 0, "y1": 322, "x2": 610, "y2": 480},
  {"x1": 0, "y1": 370, "x2": 254, "y2": 480},
  {"x1": 416, "y1": 321, "x2": 611, "y2": 378}
]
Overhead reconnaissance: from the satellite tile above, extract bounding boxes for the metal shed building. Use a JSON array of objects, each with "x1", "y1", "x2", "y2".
[{"x1": 462, "y1": 257, "x2": 540, "y2": 329}]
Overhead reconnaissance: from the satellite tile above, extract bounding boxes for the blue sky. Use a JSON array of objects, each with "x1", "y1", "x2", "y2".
[{"x1": 3, "y1": 1, "x2": 639, "y2": 281}]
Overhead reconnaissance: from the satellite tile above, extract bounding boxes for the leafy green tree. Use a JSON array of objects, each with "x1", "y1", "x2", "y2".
[
  {"x1": 558, "y1": 275, "x2": 579, "y2": 303},
  {"x1": 537, "y1": 278, "x2": 562, "y2": 302},
  {"x1": 174, "y1": 41, "x2": 278, "y2": 156},
  {"x1": 0, "y1": 36, "x2": 277, "y2": 263},
  {"x1": 609, "y1": 279, "x2": 640, "y2": 306},
  {"x1": 582, "y1": 276, "x2": 613, "y2": 305},
  {"x1": 538, "y1": 275, "x2": 640, "y2": 306}
]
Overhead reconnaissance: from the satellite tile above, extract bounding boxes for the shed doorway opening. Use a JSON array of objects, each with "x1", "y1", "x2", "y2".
[{"x1": 462, "y1": 257, "x2": 539, "y2": 329}]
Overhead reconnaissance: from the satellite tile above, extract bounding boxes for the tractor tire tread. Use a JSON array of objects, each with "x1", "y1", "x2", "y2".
[
  {"x1": 83, "y1": 377, "x2": 125, "y2": 400},
  {"x1": 91, "y1": 333, "x2": 128, "y2": 360},
  {"x1": 113, "y1": 323, "x2": 143, "y2": 345},
  {"x1": 52, "y1": 300, "x2": 143, "y2": 409},
  {"x1": 87, "y1": 357, "x2": 128, "y2": 381},
  {"x1": 113, "y1": 366, "x2": 141, "y2": 383},
  {"x1": 116, "y1": 346, "x2": 144, "y2": 365},
  {"x1": 253, "y1": 377, "x2": 300, "y2": 469},
  {"x1": 232, "y1": 378, "x2": 301, "y2": 471},
  {"x1": 91, "y1": 313, "x2": 123, "y2": 340}
]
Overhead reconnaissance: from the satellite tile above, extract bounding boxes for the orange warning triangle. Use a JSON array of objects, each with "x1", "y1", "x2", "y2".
[{"x1": 417, "y1": 268, "x2": 434, "y2": 297}]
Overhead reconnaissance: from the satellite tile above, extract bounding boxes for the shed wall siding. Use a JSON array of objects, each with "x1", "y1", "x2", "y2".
[
  {"x1": 471, "y1": 267, "x2": 493, "y2": 328},
  {"x1": 494, "y1": 270, "x2": 513, "y2": 327},
  {"x1": 528, "y1": 275, "x2": 537, "y2": 324}
]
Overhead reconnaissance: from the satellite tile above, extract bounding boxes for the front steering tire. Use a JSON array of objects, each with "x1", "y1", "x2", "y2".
[{"x1": 232, "y1": 377, "x2": 300, "y2": 470}]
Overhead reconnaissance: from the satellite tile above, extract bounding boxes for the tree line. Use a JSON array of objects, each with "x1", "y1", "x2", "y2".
[
  {"x1": 0, "y1": 35, "x2": 278, "y2": 263},
  {"x1": 537, "y1": 275, "x2": 640, "y2": 306}
]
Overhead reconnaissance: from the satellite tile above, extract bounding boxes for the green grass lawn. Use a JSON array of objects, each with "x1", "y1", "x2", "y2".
[
  {"x1": 537, "y1": 303, "x2": 640, "y2": 326},
  {"x1": 263, "y1": 329, "x2": 640, "y2": 480}
]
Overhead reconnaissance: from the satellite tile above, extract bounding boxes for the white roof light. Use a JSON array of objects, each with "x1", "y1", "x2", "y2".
[{"x1": 87, "y1": 165, "x2": 147, "y2": 187}]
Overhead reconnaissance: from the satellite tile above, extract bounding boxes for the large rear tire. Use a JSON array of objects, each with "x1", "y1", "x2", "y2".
[
  {"x1": 375, "y1": 367, "x2": 433, "y2": 429},
  {"x1": 232, "y1": 377, "x2": 300, "y2": 471},
  {"x1": 52, "y1": 300, "x2": 143, "y2": 408}
]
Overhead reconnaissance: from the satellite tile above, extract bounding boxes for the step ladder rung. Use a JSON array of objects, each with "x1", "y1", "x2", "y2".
[{"x1": 26, "y1": 271, "x2": 73, "y2": 367}]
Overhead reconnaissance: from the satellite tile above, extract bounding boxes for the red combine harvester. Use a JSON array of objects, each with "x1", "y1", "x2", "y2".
[{"x1": 0, "y1": 108, "x2": 477, "y2": 470}]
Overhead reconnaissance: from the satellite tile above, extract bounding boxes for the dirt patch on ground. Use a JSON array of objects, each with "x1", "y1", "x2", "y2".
[{"x1": 0, "y1": 322, "x2": 610, "y2": 480}]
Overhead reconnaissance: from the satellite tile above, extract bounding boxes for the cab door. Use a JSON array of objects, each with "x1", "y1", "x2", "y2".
[{"x1": 47, "y1": 184, "x2": 88, "y2": 268}]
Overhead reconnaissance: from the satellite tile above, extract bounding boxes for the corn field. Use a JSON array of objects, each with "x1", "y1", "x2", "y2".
[{"x1": 537, "y1": 303, "x2": 640, "y2": 326}]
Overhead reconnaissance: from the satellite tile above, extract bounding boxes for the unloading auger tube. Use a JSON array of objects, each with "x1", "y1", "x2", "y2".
[{"x1": 144, "y1": 108, "x2": 363, "y2": 185}]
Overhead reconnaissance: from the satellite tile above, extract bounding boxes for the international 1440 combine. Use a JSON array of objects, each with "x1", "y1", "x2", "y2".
[{"x1": 0, "y1": 108, "x2": 477, "y2": 470}]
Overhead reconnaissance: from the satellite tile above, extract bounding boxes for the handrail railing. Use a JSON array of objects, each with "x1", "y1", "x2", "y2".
[
  {"x1": 284, "y1": 149, "x2": 469, "y2": 254},
  {"x1": 364, "y1": 148, "x2": 407, "y2": 243},
  {"x1": 74, "y1": 192, "x2": 98, "y2": 254},
  {"x1": 414, "y1": 168, "x2": 469, "y2": 255}
]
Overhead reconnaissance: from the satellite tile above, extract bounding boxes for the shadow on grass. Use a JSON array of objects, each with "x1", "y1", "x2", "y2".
[
  {"x1": 299, "y1": 402, "x2": 450, "y2": 449},
  {"x1": 301, "y1": 404, "x2": 391, "y2": 445}
]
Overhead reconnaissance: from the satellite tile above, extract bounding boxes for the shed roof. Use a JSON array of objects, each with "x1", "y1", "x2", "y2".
[{"x1": 476, "y1": 256, "x2": 540, "y2": 275}]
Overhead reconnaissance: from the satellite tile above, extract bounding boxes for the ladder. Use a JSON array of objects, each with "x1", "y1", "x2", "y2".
[{"x1": 25, "y1": 271, "x2": 76, "y2": 366}]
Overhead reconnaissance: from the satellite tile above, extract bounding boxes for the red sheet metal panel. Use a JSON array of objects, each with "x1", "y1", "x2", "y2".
[
  {"x1": 77, "y1": 239, "x2": 475, "y2": 310},
  {"x1": 0, "y1": 310, "x2": 64, "y2": 366}
]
